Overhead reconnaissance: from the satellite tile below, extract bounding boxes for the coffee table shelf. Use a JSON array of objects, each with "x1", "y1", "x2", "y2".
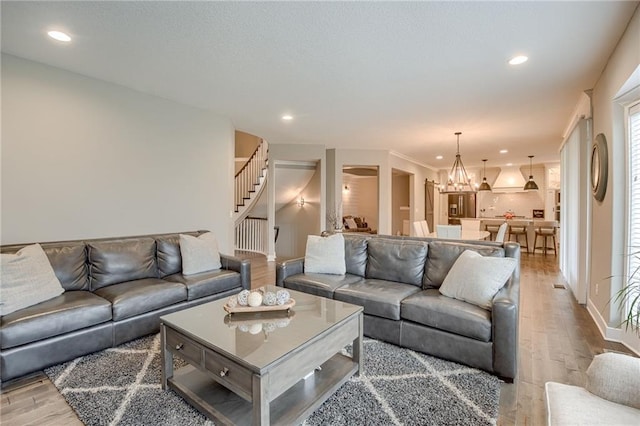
[{"x1": 169, "y1": 353, "x2": 357, "y2": 426}]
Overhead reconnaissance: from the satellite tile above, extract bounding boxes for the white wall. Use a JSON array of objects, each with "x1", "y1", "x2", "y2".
[
  {"x1": 1, "y1": 54, "x2": 235, "y2": 251},
  {"x1": 588, "y1": 6, "x2": 640, "y2": 353},
  {"x1": 275, "y1": 165, "x2": 322, "y2": 258},
  {"x1": 266, "y1": 143, "x2": 326, "y2": 260}
]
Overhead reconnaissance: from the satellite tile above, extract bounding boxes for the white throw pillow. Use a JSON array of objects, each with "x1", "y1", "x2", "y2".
[
  {"x1": 179, "y1": 232, "x2": 222, "y2": 275},
  {"x1": 439, "y1": 250, "x2": 516, "y2": 310},
  {"x1": 0, "y1": 244, "x2": 65, "y2": 315},
  {"x1": 304, "y1": 233, "x2": 346, "y2": 275}
]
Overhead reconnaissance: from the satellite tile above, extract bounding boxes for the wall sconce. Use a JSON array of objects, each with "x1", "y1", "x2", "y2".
[{"x1": 297, "y1": 197, "x2": 305, "y2": 207}]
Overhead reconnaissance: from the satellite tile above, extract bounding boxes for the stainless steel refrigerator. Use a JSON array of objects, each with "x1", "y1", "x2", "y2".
[{"x1": 448, "y1": 193, "x2": 476, "y2": 224}]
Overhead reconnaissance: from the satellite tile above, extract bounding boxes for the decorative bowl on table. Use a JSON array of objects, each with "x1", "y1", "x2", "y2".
[{"x1": 223, "y1": 287, "x2": 294, "y2": 314}]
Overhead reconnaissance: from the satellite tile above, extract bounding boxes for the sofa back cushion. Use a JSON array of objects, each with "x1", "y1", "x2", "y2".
[
  {"x1": 156, "y1": 231, "x2": 204, "y2": 277},
  {"x1": 366, "y1": 238, "x2": 428, "y2": 286},
  {"x1": 344, "y1": 234, "x2": 369, "y2": 276},
  {"x1": 41, "y1": 243, "x2": 89, "y2": 291},
  {"x1": 1, "y1": 242, "x2": 89, "y2": 291},
  {"x1": 88, "y1": 238, "x2": 157, "y2": 290},
  {"x1": 423, "y1": 241, "x2": 505, "y2": 289}
]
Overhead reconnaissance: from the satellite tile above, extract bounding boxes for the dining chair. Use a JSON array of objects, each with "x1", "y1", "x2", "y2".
[
  {"x1": 534, "y1": 221, "x2": 558, "y2": 255},
  {"x1": 482, "y1": 219, "x2": 503, "y2": 241},
  {"x1": 495, "y1": 222, "x2": 508, "y2": 243},
  {"x1": 419, "y1": 220, "x2": 430, "y2": 236},
  {"x1": 436, "y1": 224, "x2": 462, "y2": 239},
  {"x1": 412, "y1": 221, "x2": 426, "y2": 237}
]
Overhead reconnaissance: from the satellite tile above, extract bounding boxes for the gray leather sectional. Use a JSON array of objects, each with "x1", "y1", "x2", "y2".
[
  {"x1": 276, "y1": 233, "x2": 520, "y2": 380},
  {"x1": 0, "y1": 231, "x2": 250, "y2": 383}
]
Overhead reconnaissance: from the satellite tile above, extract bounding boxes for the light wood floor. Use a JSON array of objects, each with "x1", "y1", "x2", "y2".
[{"x1": 0, "y1": 252, "x2": 632, "y2": 425}]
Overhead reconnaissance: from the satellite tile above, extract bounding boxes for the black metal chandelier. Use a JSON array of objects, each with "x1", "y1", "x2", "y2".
[
  {"x1": 523, "y1": 155, "x2": 539, "y2": 191},
  {"x1": 479, "y1": 159, "x2": 492, "y2": 191}
]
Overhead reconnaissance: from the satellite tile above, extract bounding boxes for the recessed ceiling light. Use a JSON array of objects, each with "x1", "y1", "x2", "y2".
[
  {"x1": 47, "y1": 30, "x2": 71, "y2": 42},
  {"x1": 506, "y1": 163, "x2": 513, "y2": 166},
  {"x1": 509, "y1": 55, "x2": 528, "y2": 65},
  {"x1": 436, "y1": 155, "x2": 443, "y2": 160},
  {"x1": 281, "y1": 115, "x2": 293, "y2": 121},
  {"x1": 500, "y1": 149, "x2": 508, "y2": 154}
]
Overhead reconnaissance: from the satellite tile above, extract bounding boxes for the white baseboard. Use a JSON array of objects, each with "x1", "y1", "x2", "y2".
[{"x1": 587, "y1": 298, "x2": 640, "y2": 356}]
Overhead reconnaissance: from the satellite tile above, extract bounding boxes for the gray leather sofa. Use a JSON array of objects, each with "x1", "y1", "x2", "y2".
[
  {"x1": 0, "y1": 231, "x2": 250, "y2": 383},
  {"x1": 276, "y1": 233, "x2": 520, "y2": 380}
]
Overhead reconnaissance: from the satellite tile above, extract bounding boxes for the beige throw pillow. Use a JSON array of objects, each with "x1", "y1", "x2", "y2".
[
  {"x1": 179, "y1": 232, "x2": 222, "y2": 275},
  {"x1": 304, "y1": 233, "x2": 346, "y2": 275},
  {"x1": 586, "y1": 352, "x2": 640, "y2": 409},
  {"x1": 439, "y1": 250, "x2": 516, "y2": 310},
  {"x1": 0, "y1": 243, "x2": 65, "y2": 315}
]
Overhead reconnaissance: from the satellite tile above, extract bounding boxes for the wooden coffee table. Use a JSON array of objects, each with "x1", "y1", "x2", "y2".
[{"x1": 160, "y1": 287, "x2": 363, "y2": 425}]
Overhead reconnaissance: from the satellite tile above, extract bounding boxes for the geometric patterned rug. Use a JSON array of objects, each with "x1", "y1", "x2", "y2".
[{"x1": 45, "y1": 334, "x2": 501, "y2": 426}]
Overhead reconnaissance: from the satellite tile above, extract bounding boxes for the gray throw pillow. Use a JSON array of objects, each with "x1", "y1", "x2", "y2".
[{"x1": 1, "y1": 243, "x2": 65, "y2": 315}]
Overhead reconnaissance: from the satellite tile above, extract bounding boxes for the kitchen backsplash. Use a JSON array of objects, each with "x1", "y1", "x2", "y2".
[{"x1": 477, "y1": 191, "x2": 544, "y2": 218}]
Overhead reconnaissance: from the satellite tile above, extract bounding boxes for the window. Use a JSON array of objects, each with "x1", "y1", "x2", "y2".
[{"x1": 625, "y1": 101, "x2": 640, "y2": 326}]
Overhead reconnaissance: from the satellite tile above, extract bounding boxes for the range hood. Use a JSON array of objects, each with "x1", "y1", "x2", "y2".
[{"x1": 491, "y1": 167, "x2": 527, "y2": 193}]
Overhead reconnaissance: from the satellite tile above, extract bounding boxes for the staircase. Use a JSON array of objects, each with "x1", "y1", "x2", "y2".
[
  {"x1": 234, "y1": 139, "x2": 269, "y2": 253},
  {"x1": 234, "y1": 139, "x2": 268, "y2": 223}
]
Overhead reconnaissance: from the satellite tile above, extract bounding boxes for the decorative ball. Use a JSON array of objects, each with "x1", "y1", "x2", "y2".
[
  {"x1": 227, "y1": 296, "x2": 238, "y2": 308},
  {"x1": 276, "y1": 289, "x2": 290, "y2": 305},
  {"x1": 237, "y1": 290, "x2": 250, "y2": 306},
  {"x1": 238, "y1": 324, "x2": 249, "y2": 332},
  {"x1": 249, "y1": 323, "x2": 263, "y2": 335},
  {"x1": 248, "y1": 291, "x2": 263, "y2": 307},
  {"x1": 263, "y1": 291, "x2": 277, "y2": 306},
  {"x1": 276, "y1": 318, "x2": 291, "y2": 328},
  {"x1": 263, "y1": 322, "x2": 277, "y2": 333}
]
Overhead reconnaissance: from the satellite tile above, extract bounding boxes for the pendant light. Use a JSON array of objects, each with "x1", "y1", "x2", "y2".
[
  {"x1": 523, "y1": 155, "x2": 539, "y2": 191},
  {"x1": 438, "y1": 132, "x2": 477, "y2": 193},
  {"x1": 479, "y1": 159, "x2": 492, "y2": 191}
]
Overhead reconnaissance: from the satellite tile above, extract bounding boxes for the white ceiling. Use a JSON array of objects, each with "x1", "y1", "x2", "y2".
[{"x1": 2, "y1": 1, "x2": 638, "y2": 168}]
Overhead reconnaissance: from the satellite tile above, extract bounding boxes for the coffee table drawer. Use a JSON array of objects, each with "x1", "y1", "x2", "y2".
[
  {"x1": 165, "y1": 328, "x2": 203, "y2": 366},
  {"x1": 204, "y1": 347, "x2": 253, "y2": 400}
]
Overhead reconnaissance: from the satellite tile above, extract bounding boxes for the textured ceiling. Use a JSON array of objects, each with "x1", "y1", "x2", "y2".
[{"x1": 1, "y1": 1, "x2": 638, "y2": 168}]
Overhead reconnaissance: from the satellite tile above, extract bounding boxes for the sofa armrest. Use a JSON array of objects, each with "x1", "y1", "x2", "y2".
[
  {"x1": 220, "y1": 254, "x2": 251, "y2": 290},
  {"x1": 276, "y1": 257, "x2": 305, "y2": 287},
  {"x1": 491, "y1": 242, "x2": 521, "y2": 380}
]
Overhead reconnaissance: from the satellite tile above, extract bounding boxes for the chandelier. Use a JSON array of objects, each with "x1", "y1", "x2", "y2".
[{"x1": 438, "y1": 132, "x2": 477, "y2": 193}]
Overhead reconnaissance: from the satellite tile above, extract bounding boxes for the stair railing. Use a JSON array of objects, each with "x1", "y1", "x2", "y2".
[
  {"x1": 235, "y1": 139, "x2": 268, "y2": 212},
  {"x1": 235, "y1": 217, "x2": 269, "y2": 254}
]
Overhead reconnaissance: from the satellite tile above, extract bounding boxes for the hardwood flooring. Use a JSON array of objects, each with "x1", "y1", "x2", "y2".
[{"x1": 0, "y1": 251, "x2": 633, "y2": 425}]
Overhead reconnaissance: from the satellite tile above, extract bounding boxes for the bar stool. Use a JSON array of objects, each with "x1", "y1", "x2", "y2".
[
  {"x1": 534, "y1": 221, "x2": 557, "y2": 256},
  {"x1": 507, "y1": 221, "x2": 529, "y2": 252},
  {"x1": 484, "y1": 224, "x2": 500, "y2": 240}
]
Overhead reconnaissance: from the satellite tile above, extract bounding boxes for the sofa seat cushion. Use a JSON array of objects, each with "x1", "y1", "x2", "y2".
[
  {"x1": 283, "y1": 273, "x2": 363, "y2": 299},
  {"x1": 94, "y1": 278, "x2": 186, "y2": 321},
  {"x1": 164, "y1": 270, "x2": 241, "y2": 301},
  {"x1": 334, "y1": 279, "x2": 421, "y2": 320},
  {"x1": 401, "y1": 289, "x2": 492, "y2": 342},
  {"x1": 0, "y1": 291, "x2": 112, "y2": 349}
]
